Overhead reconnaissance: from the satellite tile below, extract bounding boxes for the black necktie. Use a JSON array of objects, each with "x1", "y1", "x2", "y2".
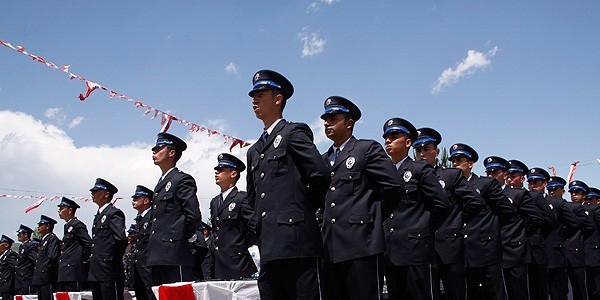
[
  {"x1": 218, "y1": 194, "x2": 224, "y2": 207},
  {"x1": 332, "y1": 148, "x2": 341, "y2": 165}
]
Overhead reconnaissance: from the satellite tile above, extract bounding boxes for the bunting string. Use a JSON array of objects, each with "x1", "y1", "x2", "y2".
[
  {"x1": 0, "y1": 194, "x2": 123, "y2": 213},
  {"x1": 0, "y1": 38, "x2": 251, "y2": 151}
]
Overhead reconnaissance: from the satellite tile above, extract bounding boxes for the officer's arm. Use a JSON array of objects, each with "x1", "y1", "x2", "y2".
[
  {"x1": 26, "y1": 243, "x2": 38, "y2": 261},
  {"x1": 76, "y1": 223, "x2": 93, "y2": 260},
  {"x1": 420, "y1": 164, "x2": 451, "y2": 216},
  {"x1": 519, "y1": 191, "x2": 543, "y2": 236},
  {"x1": 451, "y1": 171, "x2": 484, "y2": 222},
  {"x1": 559, "y1": 201, "x2": 581, "y2": 234},
  {"x1": 176, "y1": 174, "x2": 202, "y2": 239},
  {"x1": 363, "y1": 141, "x2": 404, "y2": 216},
  {"x1": 109, "y1": 210, "x2": 127, "y2": 256},
  {"x1": 48, "y1": 237, "x2": 61, "y2": 261},
  {"x1": 487, "y1": 179, "x2": 516, "y2": 221}
]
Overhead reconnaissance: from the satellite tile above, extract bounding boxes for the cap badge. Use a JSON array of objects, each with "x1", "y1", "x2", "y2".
[
  {"x1": 254, "y1": 73, "x2": 260, "y2": 81},
  {"x1": 346, "y1": 157, "x2": 355, "y2": 169},
  {"x1": 228, "y1": 202, "x2": 236, "y2": 211},
  {"x1": 274, "y1": 135, "x2": 282, "y2": 148},
  {"x1": 101, "y1": 215, "x2": 107, "y2": 223},
  {"x1": 531, "y1": 169, "x2": 536, "y2": 173},
  {"x1": 218, "y1": 154, "x2": 223, "y2": 159},
  {"x1": 452, "y1": 144, "x2": 458, "y2": 150},
  {"x1": 326, "y1": 99, "x2": 332, "y2": 106},
  {"x1": 403, "y1": 171, "x2": 412, "y2": 182},
  {"x1": 165, "y1": 181, "x2": 172, "y2": 192},
  {"x1": 417, "y1": 130, "x2": 421, "y2": 135},
  {"x1": 487, "y1": 158, "x2": 492, "y2": 163},
  {"x1": 68, "y1": 226, "x2": 73, "y2": 233},
  {"x1": 387, "y1": 119, "x2": 394, "y2": 126},
  {"x1": 439, "y1": 180, "x2": 446, "y2": 189}
]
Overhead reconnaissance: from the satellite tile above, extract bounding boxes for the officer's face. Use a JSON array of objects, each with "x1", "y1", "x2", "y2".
[
  {"x1": 91, "y1": 189, "x2": 109, "y2": 205},
  {"x1": 0, "y1": 243, "x2": 8, "y2": 253},
  {"x1": 571, "y1": 190, "x2": 586, "y2": 203},
  {"x1": 548, "y1": 186, "x2": 564, "y2": 198},
  {"x1": 384, "y1": 133, "x2": 411, "y2": 159},
  {"x1": 214, "y1": 167, "x2": 237, "y2": 187},
  {"x1": 252, "y1": 90, "x2": 281, "y2": 120},
  {"x1": 152, "y1": 145, "x2": 176, "y2": 166},
  {"x1": 37, "y1": 223, "x2": 49, "y2": 235},
  {"x1": 323, "y1": 114, "x2": 353, "y2": 143},
  {"x1": 414, "y1": 143, "x2": 439, "y2": 166},
  {"x1": 132, "y1": 196, "x2": 149, "y2": 211},
  {"x1": 58, "y1": 206, "x2": 73, "y2": 221},
  {"x1": 17, "y1": 232, "x2": 28, "y2": 243},
  {"x1": 486, "y1": 169, "x2": 507, "y2": 185},
  {"x1": 450, "y1": 156, "x2": 473, "y2": 176},
  {"x1": 128, "y1": 232, "x2": 137, "y2": 244},
  {"x1": 527, "y1": 179, "x2": 547, "y2": 193},
  {"x1": 507, "y1": 172, "x2": 525, "y2": 188}
]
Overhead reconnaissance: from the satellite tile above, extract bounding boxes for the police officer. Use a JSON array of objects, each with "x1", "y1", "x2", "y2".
[
  {"x1": 319, "y1": 97, "x2": 404, "y2": 300},
  {"x1": 246, "y1": 70, "x2": 330, "y2": 300},
  {"x1": 585, "y1": 187, "x2": 600, "y2": 299},
  {"x1": 57, "y1": 197, "x2": 92, "y2": 292},
  {"x1": 210, "y1": 153, "x2": 256, "y2": 280},
  {"x1": 124, "y1": 225, "x2": 137, "y2": 290},
  {"x1": 88, "y1": 178, "x2": 127, "y2": 300},
  {"x1": 527, "y1": 168, "x2": 579, "y2": 300},
  {"x1": 200, "y1": 223, "x2": 215, "y2": 280},
  {"x1": 448, "y1": 144, "x2": 515, "y2": 300},
  {"x1": 32, "y1": 215, "x2": 60, "y2": 300},
  {"x1": 14, "y1": 224, "x2": 36, "y2": 295},
  {"x1": 0, "y1": 235, "x2": 17, "y2": 300},
  {"x1": 381, "y1": 119, "x2": 450, "y2": 300},
  {"x1": 131, "y1": 185, "x2": 154, "y2": 300},
  {"x1": 484, "y1": 156, "x2": 542, "y2": 300},
  {"x1": 148, "y1": 133, "x2": 202, "y2": 285},
  {"x1": 414, "y1": 128, "x2": 484, "y2": 300},
  {"x1": 566, "y1": 180, "x2": 594, "y2": 300}
]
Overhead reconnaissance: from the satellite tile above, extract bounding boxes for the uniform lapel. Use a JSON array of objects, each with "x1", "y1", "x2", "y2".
[
  {"x1": 256, "y1": 119, "x2": 287, "y2": 153},
  {"x1": 217, "y1": 187, "x2": 238, "y2": 215},
  {"x1": 331, "y1": 136, "x2": 357, "y2": 170},
  {"x1": 155, "y1": 168, "x2": 179, "y2": 192}
]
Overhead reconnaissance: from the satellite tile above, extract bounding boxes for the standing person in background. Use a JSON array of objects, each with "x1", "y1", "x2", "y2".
[
  {"x1": 200, "y1": 224, "x2": 215, "y2": 280},
  {"x1": 148, "y1": 132, "x2": 202, "y2": 285},
  {"x1": 124, "y1": 225, "x2": 137, "y2": 291},
  {"x1": 88, "y1": 178, "x2": 127, "y2": 300},
  {"x1": 381, "y1": 118, "x2": 450, "y2": 300},
  {"x1": 57, "y1": 197, "x2": 92, "y2": 292},
  {"x1": 585, "y1": 187, "x2": 600, "y2": 300},
  {"x1": 210, "y1": 153, "x2": 256, "y2": 280},
  {"x1": 131, "y1": 185, "x2": 155, "y2": 300},
  {"x1": 319, "y1": 96, "x2": 404, "y2": 300},
  {"x1": 448, "y1": 143, "x2": 515, "y2": 300},
  {"x1": 14, "y1": 225, "x2": 37, "y2": 295},
  {"x1": 0, "y1": 235, "x2": 17, "y2": 300},
  {"x1": 32, "y1": 215, "x2": 60, "y2": 300},
  {"x1": 414, "y1": 128, "x2": 484, "y2": 300},
  {"x1": 246, "y1": 70, "x2": 330, "y2": 300}
]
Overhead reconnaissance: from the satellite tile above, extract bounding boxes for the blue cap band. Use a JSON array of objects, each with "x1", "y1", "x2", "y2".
[
  {"x1": 449, "y1": 150, "x2": 473, "y2": 159},
  {"x1": 413, "y1": 137, "x2": 437, "y2": 147},
  {"x1": 93, "y1": 184, "x2": 108, "y2": 190},
  {"x1": 253, "y1": 80, "x2": 282, "y2": 90},
  {"x1": 569, "y1": 186, "x2": 587, "y2": 192},
  {"x1": 547, "y1": 182, "x2": 564, "y2": 188},
  {"x1": 217, "y1": 161, "x2": 238, "y2": 169},
  {"x1": 323, "y1": 105, "x2": 351, "y2": 115},
  {"x1": 485, "y1": 163, "x2": 507, "y2": 171},
  {"x1": 508, "y1": 167, "x2": 525, "y2": 174},
  {"x1": 384, "y1": 125, "x2": 410, "y2": 135},
  {"x1": 527, "y1": 174, "x2": 546, "y2": 181},
  {"x1": 588, "y1": 192, "x2": 600, "y2": 198}
]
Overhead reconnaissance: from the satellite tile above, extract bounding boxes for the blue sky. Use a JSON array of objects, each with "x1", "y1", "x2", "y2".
[{"x1": 1, "y1": 1, "x2": 599, "y2": 236}]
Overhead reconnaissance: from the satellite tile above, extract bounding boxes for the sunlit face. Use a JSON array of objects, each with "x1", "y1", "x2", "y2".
[
  {"x1": 414, "y1": 143, "x2": 439, "y2": 166},
  {"x1": 528, "y1": 179, "x2": 547, "y2": 193},
  {"x1": 323, "y1": 114, "x2": 353, "y2": 144},
  {"x1": 152, "y1": 145, "x2": 175, "y2": 166},
  {"x1": 127, "y1": 232, "x2": 137, "y2": 244},
  {"x1": 91, "y1": 189, "x2": 109, "y2": 206},
  {"x1": 450, "y1": 156, "x2": 473, "y2": 177},
  {"x1": 486, "y1": 169, "x2": 507, "y2": 185},
  {"x1": 58, "y1": 206, "x2": 73, "y2": 221},
  {"x1": 17, "y1": 232, "x2": 28, "y2": 243},
  {"x1": 132, "y1": 196, "x2": 149, "y2": 212},
  {"x1": 507, "y1": 172, "x2": 525, "y2": 188},
  {"x1": 548, "y1": 186, "x2": 565, "y2": 198},
  {"x1": 384, "y1": 133, "x2": 411, "y2": 159},
  {"x1": 214, "y1": 167, "x2": 237, "y2": 188},
  {"x1": 571, "y1": 190, "x2": 586, "y2": 203},
  {"x1": 252, "y1": 90, "x2": 280, "y2": 121},
  {"x1": 37, "y1": 223, "x2": 50, "y2": 235}
]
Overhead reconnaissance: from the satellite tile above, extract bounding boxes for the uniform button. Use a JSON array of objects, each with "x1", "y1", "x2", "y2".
[
  {"x1": 417, "y1": 233, "x2": 421, "y2": 237},
  {"x1": 390, "y1": 214, "x2": 394, "y2": 219},
  {"x1": 453, "y1": 233, "x2": 457, "y2": 237},
  {"x1": 464, "y1": 234, "x2": 468, "y2": 239},
  {"x1": 331, "y1": 219, "x2": 336, "y2": 224},
  {"x1": 214, "y1": 237, "x2": 218, "y2": 241},
  {"x1": 330, "y1": 203, "x2": 336, "y2": 208},
  {"x1": 93, "y1": 234, "x2": 96, "y2": 237},
  {"x1": 215, "y1": 247, "x2": 219, "y2": 251},
  {"x1": 228, "y1": 216, "x2": 231, "y2": 219},
  {"x1": 59, "y1": 259, "x2": 61, "y2": 262},
  {"x1": 216, "y1": 217, "x2": 220, "y2": 221},
  {"x1": 260, "y1": 173, "x2": 265, "y2": 179},
  {"x1": 331, "y1": 172, "x2": 335, "y2": 177},
  {"x1": 90, "y1": 254, "x2": 93, "y2": 258},
  {"x1": 135, "y1": 250, "x2": 138, "y2": 253},
  {"x1": 152, "y1": 231, "x2": 155, "y2": 235},
  {"x1": 92, "y1": 243, "x2": 95, "y2": 247},
  {"x1": 360, "y1": 220, "x2": 364, "y2": 224},
  {"x1": 261, "y1": 212, "x2": 266, "y2": 217},
  {"x1": 169, "y1": 239, "x2": 173, "y2": 242},
  {"x1": 349, "y1": 175, "x2": 353, "y2": 179},
  {"x1": 135, "y1": 260, "x2": 138, "y2": 263},
  {"x1": 390, "y1": 228, "x2": 394, "y2": 233},
  {"x1": 261, "y1": 193, "x2": 266, "y2": 199},
  {"x1": 260, "y1": 154, "x2": 265, "y2": 159},
  {"x1": 215, "y1": 227, "x2": 220, "y2": 231},
  {"x1": 288, "y1": 218, "x2": 293, "y2": 223},
  {"x1": 331, "y1": 187, "x2": 336, "y2": 191},
  {"x1": 154, "y1": 205, "x2": 157, "y2": 209},
  {"x1": 153, "y1": 218, "x2": 156, "y2": 222}
]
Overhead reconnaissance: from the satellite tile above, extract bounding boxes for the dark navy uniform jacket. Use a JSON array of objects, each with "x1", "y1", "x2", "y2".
[
  {"x1": 543, "y1": 195, "x2": 580, "y2": 269},
  {"x1": 464, "y1": 174, "x2": 516, "y2": 268},
  {"x1": 564, "y1": 201, "x2": 593, "y2": 268},
  {"x1": 210, "y1": 187, "x2": 257, "y2": 279},
  {"x1": 0, "y1": 249, "x2": 17, "y2": 293},
  {"x1": 133, "y1": 209, "x2": 153, "y2": 286},
  {"x1": 32, "y1": 233, "x2": 60, "y2": 285},
  {"x1": 434, "y1": 167, "x2": 484, "y2": 265},
  {"x1": 500, "y1": 187, "x2": 542, "y2": 268},
  {"x1": 15, "y1": 239, "x2": 37, "y2": 291},
  {"x1": 583, "y1": 202, "x2": 600, "y2": 267},
  {"x1": 321, "y1": 137, "x2": 404, "y2": 263},
  {"x1": 247, "y1": 120, "x2": 330, "y2": 264},
  {"x1": 148, "y1": 168, "x2": 202, "y2": 267},
  {"x1": 384, "y1": 158, "x2": 450, "y2": 266},
  {"x1": 527, "y1": 191, "x2": 558, "y2": 266},
  {"x1": 88, "y1": 204, "x2": 127, "y2": 282},
  {"x1": 58, "y1": 217, "x2": 92, "y2": 282}
]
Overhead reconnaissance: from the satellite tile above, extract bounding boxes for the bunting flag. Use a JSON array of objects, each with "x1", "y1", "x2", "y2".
[
  {"x1": 1, "y1": 194, "x2": 93, "y2": 213},
  {"x1": 24, "y1": 197, "x2": 46, "y2": 213},
  {"x1": 158, "y1": 283, "x2": 195, "y2": 300},
  {"x1": 566, "y1": 161, "x2": 580, "y2": 183},
  {"x1": 1, "y1": 38, "x2": 252, "y2": 151},
  {"x1": 548, "y1": 166, "x2": 558, "y2": 176}
]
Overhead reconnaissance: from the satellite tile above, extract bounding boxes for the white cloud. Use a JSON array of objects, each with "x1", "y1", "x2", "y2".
[
  {"x1": 0, "y1": 110, "x2": 251, "y2": 236},
  {"x1": 431, "y1": 46, "x2": 500, "y2": 94},
  {"x1": 298, "y1": 27, "x2": 327, "y2": 58},
  {"x1": 225, "y1": 62, "x2": 238, "y2": 74},
  {"x1": 307, "y1": 0, "x2": 339, "y2": 13},
  {"x1": 68, "y1": 116, "x2": 84, "y2": 128},
  {"x1": 44, "y1": 107, "x2": 66, "y2": 123}
]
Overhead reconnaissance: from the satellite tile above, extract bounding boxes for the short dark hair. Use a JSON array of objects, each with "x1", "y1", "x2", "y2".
[{"x1": 167, "y1": 145, "x2": 183, "y2": 162}]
